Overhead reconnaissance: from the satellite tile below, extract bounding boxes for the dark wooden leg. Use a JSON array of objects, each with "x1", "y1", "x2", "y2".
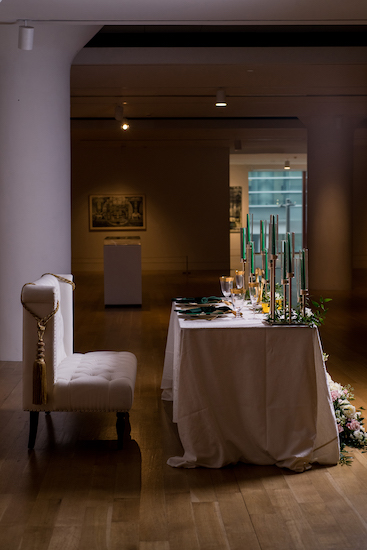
[
  {"x1": 116, "y1": 412, "x2": 131, "y2": 449},
  {"x1": 28, "y1": 411, "x2": 39, "y2": 449}
]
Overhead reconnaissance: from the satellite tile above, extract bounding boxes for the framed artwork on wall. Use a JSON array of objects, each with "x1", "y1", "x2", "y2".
[
  {"x1": 89, "y1": 194, "x2": 146, "y2": 231},
  {"x1": 230, "y1": 186, "x2": 242, "y2": 231}
]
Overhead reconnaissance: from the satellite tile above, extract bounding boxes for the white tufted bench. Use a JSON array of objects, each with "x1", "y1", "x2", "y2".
[{"x1": 21, "y1": 274, "x2": 137, "y2": 449}]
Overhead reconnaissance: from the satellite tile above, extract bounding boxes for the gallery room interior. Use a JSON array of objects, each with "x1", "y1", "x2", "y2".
[{"x1": 1, "y1": 1, "x2": 367, "y2": 549}]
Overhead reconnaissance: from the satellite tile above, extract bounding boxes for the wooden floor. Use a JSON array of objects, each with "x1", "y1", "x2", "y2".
[{"x1": 2, "y1": 270, "x2": 367, "y2": 550}]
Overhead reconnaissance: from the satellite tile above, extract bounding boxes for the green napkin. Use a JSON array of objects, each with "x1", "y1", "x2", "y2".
[
  {"x1": 175, "y1": 305, "x2": 232, "y2": 315},
  {"x1": 174, "y1": 296, "x2": 222, "y2": 304}
]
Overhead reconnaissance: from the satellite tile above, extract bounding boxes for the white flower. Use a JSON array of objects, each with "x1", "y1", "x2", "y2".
[
  {"x1": 304, "y1": 307, "x2": 313, "y2": 317},
  {"x1": 341, "y1": 403, "x2": 356, "y2": 419},
  {"x1": 329, "y1": 379, "x2": 344, "y2": 394},
  {"x1": 353, "y1": 430, "x2": 364, "y2": 441}
]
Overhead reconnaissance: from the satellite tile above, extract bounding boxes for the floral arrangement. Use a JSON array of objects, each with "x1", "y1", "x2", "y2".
[
  {"x1": 262, "y1": 286, "x2": 367, "y2": 464},
  {"x1": 262, "y1": 288, "x2": 366, "y2": 464},
  {"x1": 326, "y1": 365, "x2": 367, "y2": 465}
]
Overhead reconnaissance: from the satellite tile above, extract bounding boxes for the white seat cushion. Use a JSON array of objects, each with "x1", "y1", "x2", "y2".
[{"x1": 53, "y1": 351, "x2": 137, "y2": 411}]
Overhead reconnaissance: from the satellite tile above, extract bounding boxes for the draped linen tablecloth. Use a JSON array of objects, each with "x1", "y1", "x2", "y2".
[{"x1": 161, "y1": 304, "x2": 340, "y2": 472}]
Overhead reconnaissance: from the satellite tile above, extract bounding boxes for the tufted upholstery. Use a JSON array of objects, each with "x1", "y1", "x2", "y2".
[
  {"x1": 22, "y1": 274, "x2": 137, "y2": 448},
  {"x1": 54, "y1": 351, "x2": 137, "y2": 411}
]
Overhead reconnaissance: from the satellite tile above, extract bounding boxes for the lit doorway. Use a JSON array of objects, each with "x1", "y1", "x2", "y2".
[{"x1": 229, "y1": 154, "x2": 307, "y2": 273}]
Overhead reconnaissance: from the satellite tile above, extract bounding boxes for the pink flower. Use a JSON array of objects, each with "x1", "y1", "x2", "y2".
[
  {"x1": 331, "y1": 390, "x2": 341, "y2": 401},
  {"x1": 338, "y1": 424, "x2": 344, "y2": 433},
  {"x1": 347, "y1": 419, "x2": 360, "y2": 431}
]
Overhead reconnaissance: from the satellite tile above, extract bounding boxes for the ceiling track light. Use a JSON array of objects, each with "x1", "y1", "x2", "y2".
[
  {"x1": 215, "y1": 88, "x2": 227, "y2": 107},
  {"x1": 18, "y1": 20, "x2": 34, "y2": 51},
  {"x1": 284, "y1": 160, "x2": 290, "y2": 170}
]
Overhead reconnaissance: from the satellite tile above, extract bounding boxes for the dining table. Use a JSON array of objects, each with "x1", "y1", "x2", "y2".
[{"x1": 161, "y1": 299, "x2": 340, "y2": 473}]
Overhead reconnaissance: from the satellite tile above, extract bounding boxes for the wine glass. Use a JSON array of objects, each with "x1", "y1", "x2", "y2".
[
  {"x1": 219, "y1": 276, "x2": 234, "y2": 299},
  {"x1": 230, "y1": 288, "x2": 245, "y2": 317},
  {"x1": 235, "y1": 270, "x2": 245, "y2": 289},
  {"x1": 248, "y1": 282, "x2": 259, "y2": 311}
]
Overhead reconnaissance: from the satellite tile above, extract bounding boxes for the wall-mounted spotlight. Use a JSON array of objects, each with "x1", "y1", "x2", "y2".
[
  {"x1": 18, "y1": 21, "x2": 34, "y2": 51},
  {"x1": 121, "y1": 119, "x2": 130, "y2": 131},
  {"x1": 115, "y1": 104, "x2": 130, "y2": 131},
  {"x1": 284, "y1": 160, "x2": 290, "y2": 170},
  {"x1": 215, "y1": 89, "x2": 227, "y2": 107}
]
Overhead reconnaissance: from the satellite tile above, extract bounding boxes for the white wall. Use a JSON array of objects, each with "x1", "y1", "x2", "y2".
[
  {"x1": 71, "y1": 144, "x2": 230, "y2": 272},
  {"x1": 0, "y1": 24, "x2": 100, "y2": 361}
]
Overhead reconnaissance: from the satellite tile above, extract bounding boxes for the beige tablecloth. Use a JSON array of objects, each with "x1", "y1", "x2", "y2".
[{"x1": 161, "y1": 305, "x2": 340, "y2": 472}]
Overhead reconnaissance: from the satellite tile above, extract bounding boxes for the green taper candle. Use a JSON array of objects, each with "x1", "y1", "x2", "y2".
[
  {"x1": 287, "y1": 233, "x2": 293, "y2": 273},
  {"x1": 271, "y1": 215, "x2": 276, "y2": 255},
  {"x1": 261, "y1": 220, "x2": 265, "y2": 251},
  {"x1": 240, "y1": 227, "x2": 246, "y2": 260}
]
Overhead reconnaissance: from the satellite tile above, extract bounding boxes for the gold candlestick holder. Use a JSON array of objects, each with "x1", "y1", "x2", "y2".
[
  {"x1": 246, "y1": 244, "x2": 253, "y2": 289},
  {"x1": 281, "y1": 278, "x2": 289, "y2": 321},
  {"x1": 300, "y1": 288, "x2": 309, "y2": 316},
  {"x1": 287, "y1": 272, "x2": 294, "y2": 324},
  {"x1": 269, "y1": 254, "x2": 277, "y2": 319},
  {"x1": 260, "y1": 270, "x2": 266, "y2": 304},
  {"x1": 260, "y1": 251, "x2": 268, "y2": 304},
  {"x1": 241, "y1": 258, "x2": 249, "y2": 291}
]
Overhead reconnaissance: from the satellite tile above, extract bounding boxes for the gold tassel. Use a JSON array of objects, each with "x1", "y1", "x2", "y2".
[
  {"x1": 32, "y1": 324, "x2": 47, "y2": 405},
  {"x1": 32, "y1": 357, "x2": 47, "y2": 405}
]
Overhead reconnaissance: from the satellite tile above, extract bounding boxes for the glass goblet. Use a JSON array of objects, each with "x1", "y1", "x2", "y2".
[
  {"x1": 230, "y1": 288, "x2": 245, "y2": 318},
  {"x1": 248, "y1": 282, "x2": 259, "y2": 311},
  {"x1": 219, "y1": 276, "x2": 234, "y2": 299},
  {"x1": 235, "y1": 270, "x2": 245, "y2": 289}
]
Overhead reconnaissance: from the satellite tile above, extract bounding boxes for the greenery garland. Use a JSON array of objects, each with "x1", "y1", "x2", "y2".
[{"x1": 264, "y1": 294, "x2": 332, "y2": 328}]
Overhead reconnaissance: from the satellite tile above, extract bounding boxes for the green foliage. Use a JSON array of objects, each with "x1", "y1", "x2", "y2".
[
  {"x1": 265, "y1": 296, "x2": 332, "y2": 328},
  {"x1": 310, "y1": 297, "x2": 332, "y2": 326}
]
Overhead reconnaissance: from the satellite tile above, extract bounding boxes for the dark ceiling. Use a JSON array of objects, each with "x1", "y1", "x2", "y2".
[{"x1": 85, "y1": 25, "x2": 367, "y2": 48}]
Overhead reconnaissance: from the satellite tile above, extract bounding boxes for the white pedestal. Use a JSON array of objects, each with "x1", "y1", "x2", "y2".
[{"x1": 104, "y1": 237, "x2": 142, "y2": 306}]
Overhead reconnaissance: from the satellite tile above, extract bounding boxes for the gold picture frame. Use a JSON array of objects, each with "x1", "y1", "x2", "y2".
[{"x1": 89, "y1": 194, "x2": 146, "y2": 231}]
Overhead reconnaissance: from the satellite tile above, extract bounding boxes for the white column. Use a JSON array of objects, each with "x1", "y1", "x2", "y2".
[
  {"x1": 0, "y1": 23, "x2": 100, "y2": 360},
  {"x1": 303, "y1": 115, "x2": 358, "y2": 291}
]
